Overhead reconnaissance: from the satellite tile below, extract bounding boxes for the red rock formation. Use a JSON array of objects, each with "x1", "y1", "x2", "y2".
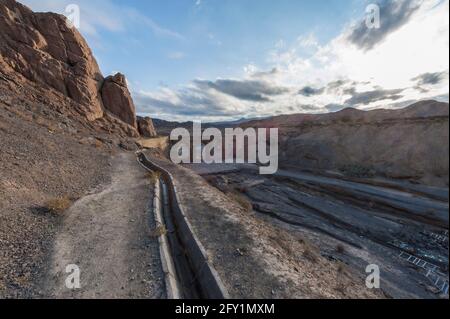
[
  {"x1": 101, "y1": 73, "x2": 137, "y2": 128},
  {"x1": 0, "y1": 0, "x2": 157, "y2": 136},
  {"x1": 0, "y1": 0, "x2": 104, "y2": 121},
  {"x1": 137, "y1": 116, "x2": 157, "y2": 137}
]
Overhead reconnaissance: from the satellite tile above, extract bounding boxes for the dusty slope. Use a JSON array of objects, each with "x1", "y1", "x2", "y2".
[
  {"x1": 146, "y1": 150, "x2": 384, "y2": 299},
  {"x1": 0, "y1": 0, "x2": 152, "y2": 298},
  {"x1": 200, "y1": 166, "x2": 448, "y2": 298},
  {"x1": 42, "y1": 153, "x2": 165, "y2": 299},
  {"x1": 0, "y1": 94, "x2": 113, "y2": 298},
  {"x1": 0, "y1": 79, "x2": 155, "y2": 297},
  {"x1": 243, "y1": 100, "x2": 449, "y2": 187}
]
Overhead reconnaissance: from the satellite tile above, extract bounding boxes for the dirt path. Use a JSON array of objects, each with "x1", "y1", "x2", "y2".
[{"x1": 42, "y1": 152, "x2": 165, "y2": 299}]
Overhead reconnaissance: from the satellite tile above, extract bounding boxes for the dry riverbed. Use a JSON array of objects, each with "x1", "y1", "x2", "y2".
[{"x1": 188, "y1": 163, "x2": 449, "y2": 299}]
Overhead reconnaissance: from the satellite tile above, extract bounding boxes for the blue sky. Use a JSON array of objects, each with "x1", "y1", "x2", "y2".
[{"x1": 22, "y1": 0, "x2": 449, "y2": 121}]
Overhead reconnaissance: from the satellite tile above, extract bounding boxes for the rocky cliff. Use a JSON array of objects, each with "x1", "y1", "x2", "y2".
[
  {"x1": 137, "y1": 116, "x2": 157, "y2": 137},
  {"x1": 0, "y1": 0, "x2": 160, "y2": 297},
  {"x1": 0, "y1": 0, "x2": 155, "y2": 136}
]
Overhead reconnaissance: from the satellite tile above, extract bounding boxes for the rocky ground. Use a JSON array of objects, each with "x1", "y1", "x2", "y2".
[
  {"x1": 1, "y1": 0, "x2": 448, "y2": 300},
  {"x1": 185, "y1": 163, "x2": 449, "y2": 299},
  {"x1": 147, "y1": 150, "x2": 384, "y2": 299},
  {"x1": 0, "y1": 88, "x2": 163, "y2": 298},
  {"x1": 0, "y1": 0, "x2": 161, "y2": 298},
  {"x1": 42, "y1": 153, "x2": 165, "y2": 299},
  {"x1": 0, "y1": 95, "x2": 113, "y2": 298}
]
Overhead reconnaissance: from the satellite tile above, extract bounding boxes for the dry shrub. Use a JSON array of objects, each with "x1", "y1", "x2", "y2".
[
  {"x1": 302, "y1": 240, "x2": 320, "y2": 263},
  {"x1": 303, "y1": 248, "x2": 319, "y2": 263},
  {"x1": 228, "y1": 191, "x2": 253, "y2": 212},
  {"x1": 46, "y1": 124, "x2": 57, "y2": 133},
  {"x1": 336, "y1": 244, "x2": 346, "y2": 254},
  {"x1": 45, "y1": 196, "x2": 72, "y2": 214},
  {"x1": 339, "y1": 115, "x2": 353, "y2": 124},
  {"x1": 203, "y1": 175, "x2": 215, "y2": 184},
  {"x1": 237, "y1": 186, "x2": 248, "y2": 194},
  {"x1": 336, "y1": 261, "x2": 348, "y2": 275},
  {"x1": 94, "y1": 139, "x2": 103, "y2": 149},
  {"x1": 147, "y1": 171, "x2": 161, "y2": 184},
  {"x1": 268, "y1": 232, "x2": 295, "y2": 255},
  {"x1": 150, "y1": 224, "x2": 167, "y2": 238},
  {"x1": 335, "y1": 281, "x2": 347, "y2": 295}
]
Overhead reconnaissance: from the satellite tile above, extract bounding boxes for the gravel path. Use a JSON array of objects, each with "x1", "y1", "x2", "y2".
[{"x1": 42, "y1": 153, "x2": 165, "y2": 299}]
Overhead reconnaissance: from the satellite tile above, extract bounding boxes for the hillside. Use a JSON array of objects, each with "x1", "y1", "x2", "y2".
[
  {"x1": 243, "y1": 100, "x2": 449, "y2": 187},
  {"x1": 0, "y1": 0, "x2": 157, "y2": 297}
]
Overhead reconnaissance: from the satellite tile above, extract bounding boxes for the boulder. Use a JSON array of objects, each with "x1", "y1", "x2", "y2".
[
  {"x1": 101, "y1": 73, "x2": 137, "y2": 128},
  {"x1": 137, "y1": 116, "x2": 157, "y2": 137}
]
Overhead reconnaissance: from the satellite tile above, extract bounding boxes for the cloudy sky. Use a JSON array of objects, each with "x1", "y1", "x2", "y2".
[{"x1": 22, "y1": 0, "x2": 449, "y2": 122}]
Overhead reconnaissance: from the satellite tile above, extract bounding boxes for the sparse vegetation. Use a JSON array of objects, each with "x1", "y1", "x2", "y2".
[
  {"x1": 335, "y1": 281, "x2": 347, "y2": 295},
  {"x1": 203, "y1": 175, "x2": 215, "y2": 184},
  {"x1": 339, "y1": 115, "x2": 353, "y2": 123},
  {"x1": 268, "y1": 232, "x2": 295, "y2": 255},
  {"x1": 303, "y1": 248, "x2": 319, "y2": 262},
  {"x1": 147, "y1": 171, "x2": 161, "y2": 184},
  {"x1": 336, "y1": 244, "x2": 346, "y2": 254},
  {"x1": 150, "y1": 224, "x2": 167, "y2": 238},
  {"x1": 302, "y1": 241, "x2": 320, "y2": 262},
  {"x1": 228, "y1": 191, "x2": 253, "y2": 212},
  {"x1": 94, "y1": 139, "x2": 103, "y2": 149},
  {"x1": 336, "y1": 261, "x2": 348, "y2": 275},
  {"x1": 237, "y1": 186, "x2": 248, "y2": 194},
  {"x1": 45, "y1": 196, "x2": 72, "y2": 214}
]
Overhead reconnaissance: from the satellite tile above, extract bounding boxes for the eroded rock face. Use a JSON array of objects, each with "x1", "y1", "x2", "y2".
[
  {"x1": 137, "y1": 116, "x2": 157, "y2": 137},
  {"x1": 101, "y1": 73, "x2": 137, "y2": 128},
  {"x1": 243, "y1": 100, "x2": 449, "y2": 187},
  {"x1": 0, "y1": 0, "x2": 104, "y2": 121},
  {"x1": 0, "y1": 0, "x2": 153, "y2": 136}
]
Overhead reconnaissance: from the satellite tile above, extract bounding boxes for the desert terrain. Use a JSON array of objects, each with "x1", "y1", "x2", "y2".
[{"x1": 0, "y1": 0, "x2": 448, "y2": 299}]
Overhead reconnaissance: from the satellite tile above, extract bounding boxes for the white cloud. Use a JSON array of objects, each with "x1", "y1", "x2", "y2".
[
  {"x1": 136, "y1": 0, "x2": 448, "y2": 121},
  {"x1": 20, "y1": 0, "x2": 449, "y2": 121},
  {"x1": 20, "y1": 0, "x2": 183, "y2": 40},
  {"x1": 267, "y1": 0, "x2": 449, "y2": 109}
]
